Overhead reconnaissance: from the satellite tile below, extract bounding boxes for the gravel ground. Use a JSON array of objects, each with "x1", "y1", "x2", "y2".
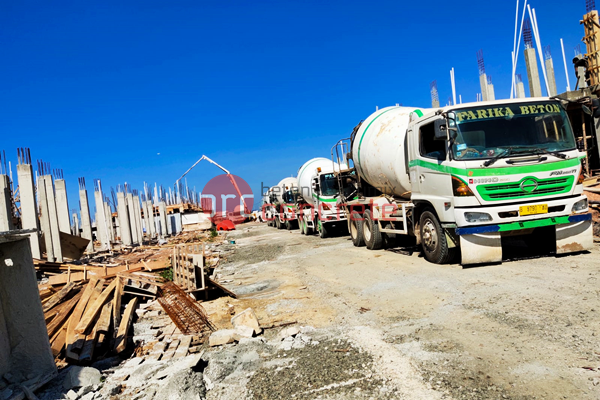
[{"x1": 206, "y1": 222, "x2": 600, "y2": 400}]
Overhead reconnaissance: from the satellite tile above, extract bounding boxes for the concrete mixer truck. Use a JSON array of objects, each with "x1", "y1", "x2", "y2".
[
  {"x1": 296, "y1": 157, "x2": 348, "y2": 237},
  {"x1": 265, "y1": 177, "x2": 299, "y2": 230},
  {"x1": 332, "y1": 99, "x2": 593, "y2": 265}
]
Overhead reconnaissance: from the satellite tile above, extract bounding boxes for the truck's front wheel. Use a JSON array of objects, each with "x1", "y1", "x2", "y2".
[
  {"x1": 276, "y1": 217, "x2": 284, "y2": 230},
  {"x1": 363, "y1": 210, "x2": 383, "y2": 250},
  {"x1": 317, "y1": 217, "x2": 328, "y2": 238},
  {"x1": 419, "y1": 209, "x2": 451, "y2": 264}
]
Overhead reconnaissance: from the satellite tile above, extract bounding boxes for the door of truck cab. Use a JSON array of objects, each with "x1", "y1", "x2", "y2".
[{"x1": 408, "y1": 118, "x2": 454, "y2": 214}]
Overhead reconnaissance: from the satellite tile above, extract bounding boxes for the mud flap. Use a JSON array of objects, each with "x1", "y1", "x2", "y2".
[
  {"x1": 555, "y1": 219, "x2": 593, "y2": 255},
  {"x1": 459, "y1": 232, "x2": 502, "y2": 265}
]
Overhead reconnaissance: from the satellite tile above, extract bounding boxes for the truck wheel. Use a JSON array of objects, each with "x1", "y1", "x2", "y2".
[
  {"x1": 419, "y1": 209, "x2": 451, "y2": 264},
  {"x1": 363, "y1": 210, "x2": 383, "y2": 250},
  {"x1": 317, "y1": 218, "x2": 328, "y2": 238},
  {"x1": 285, "y1": 220, "x2": 294, "y2": 230},
  {"x1": 276, "y1": 217, "x2": 283, "y2": 230},
  {"x1": 299, "y1": 216, "x2": 306, "y2": 234},
  {"x1": 350, "y1": 211, "x2": 365, "y2": 247}
]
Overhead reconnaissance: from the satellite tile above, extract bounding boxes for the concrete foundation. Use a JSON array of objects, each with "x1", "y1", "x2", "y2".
[
  {"x1": 44, "y1": 175, "x2": 63, "y2": 262},
  {"x1": 79, "y1": 188, "x2": 94, "y2": 253},
  {"x1": 0, "y1": 236, "x2": 57, "y2": 386},
  {"x1": 525, "y1": 48, "x2": 543, "y2": 97},
  {"x1": 16, "y1": 164, "x2": 41, "y2": 259},
  {"x1": 545, "y1": 57, "x2": 558, "y2": 97},
  {"x1": 54, "y1": 179, "x2": 70, "y2": 234},
  {"x1": 117, "y1": 192, "x2": 132, "y2": 245},
  {"x1": 0, "y1": 175, "x2": 13, "y2": 232},
  {"x1": 126, "y1": 193, "x2": 140, "y2": 244}
]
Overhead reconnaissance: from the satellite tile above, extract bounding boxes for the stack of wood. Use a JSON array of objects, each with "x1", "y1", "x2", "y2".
[{"x1": 41, "y1": 269, "x2": 166, "y2": 366}]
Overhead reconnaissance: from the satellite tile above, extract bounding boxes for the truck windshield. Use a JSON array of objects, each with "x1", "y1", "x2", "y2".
[
  {"x1": 319, "y1": 173, "x2": 338, "y2": 197},
  {"x1": 450, "y1": 101, "x2": 576, "y2": 161},
  {"x1": 282, "y1": 189, "x2": 299, "y2": 203}
]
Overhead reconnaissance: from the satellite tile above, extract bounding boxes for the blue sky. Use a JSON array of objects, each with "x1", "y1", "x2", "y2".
[{"x1": 0, "y1": 0, "x2": 589, "y2": 214}]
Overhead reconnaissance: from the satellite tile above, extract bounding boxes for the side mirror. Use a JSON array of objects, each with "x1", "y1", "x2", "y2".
[{"x1": 434, "y1": 119, "x2": 448, "y2": 140}]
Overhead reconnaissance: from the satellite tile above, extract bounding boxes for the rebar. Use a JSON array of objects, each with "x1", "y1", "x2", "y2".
[{"x1": 157, "y1": 282, "x2": 215, "y2": 334}]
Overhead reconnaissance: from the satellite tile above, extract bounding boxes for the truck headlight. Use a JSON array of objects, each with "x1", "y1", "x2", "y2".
[
  {"x1": 464, "y1": 212, "x2": 492, "y2": 223},
  {"x1": 572, "y1": 198, "x2": 588, "y2": 213}
]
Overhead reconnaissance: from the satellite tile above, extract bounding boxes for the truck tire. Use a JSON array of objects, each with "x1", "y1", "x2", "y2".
[
  {"x1": 350, "y1": 211, "x2": 365, "y2": 247},
  {"x1": 363, "y1": 209, "x2": 383, "y2": 250},
  {"x1": 317, "y1": 217, "x2": 328, "y2": 238},
  {"x1": 276, "y1": 217, "x2": 283, "y2": 230},
  {"x1": 285, "y1": 220, "x2": 294, "y2": 230},
  {"x1": 299, "y1": 216, "x2": 306, "y2": 234},
  {"x1": 419, "y1": 209, "x2": 452, "y2": 264}
]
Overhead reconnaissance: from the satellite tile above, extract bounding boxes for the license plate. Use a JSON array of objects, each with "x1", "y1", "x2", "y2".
[{"x1": 519, "y1": 204, "x2": 548, "y2": 216}]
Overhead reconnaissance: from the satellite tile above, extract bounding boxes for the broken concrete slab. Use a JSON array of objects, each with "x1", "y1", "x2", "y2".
[
  {"x1": 62, "y1": 367, "x2": 102, "y2": 390},
  {"x1": 233, "y1": 325, "x2": 254, "y2": 341},
  {"x1": 279, "y1": 326, "x2": 300, "y2": 340},
  {"x1": 209, "y1": 329, "x2": 236, "y2": 347},
  {"x1": 231, "y1": 308, "x2": 261, "y2": 335}
]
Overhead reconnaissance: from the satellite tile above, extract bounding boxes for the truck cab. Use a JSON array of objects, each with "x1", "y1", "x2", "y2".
[{"x1": 407, "y1": 98, "x2": 592, "y2": 264}]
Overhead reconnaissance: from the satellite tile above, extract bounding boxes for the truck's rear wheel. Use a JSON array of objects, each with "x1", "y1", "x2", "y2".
[
  {"x1": 419, "y1": 209, "x2": 452, "y2": 264},
  {"x1": 299, "y1": 216, "x2": 306, "y2": 234},
  {"x1": 350, "y1": 211, "x2": 365, "y2": 247},
  {"x1": 363, "y1": 210, "x2": 383, "y2": 250},
  {"x1": 317, "y1": 217, "x2": 328, "y2": 238}
]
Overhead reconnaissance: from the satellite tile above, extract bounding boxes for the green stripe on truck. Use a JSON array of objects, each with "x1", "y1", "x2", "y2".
[{"x1": 408, "y1": 158, "x2": 580, "y2": 177}]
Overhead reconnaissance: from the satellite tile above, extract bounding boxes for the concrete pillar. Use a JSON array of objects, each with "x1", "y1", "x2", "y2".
[
  {"x1": 545, "y1": 57, "x2": 558, "y2": 97},
  {"x1": 0, "y1": 175, "x2": 13, "y2": 232},
  {"x1": 0, "y1": 237, "x2": 57, "y2": 383},
  {"x1": 43, "y1": 175, "x2": 63, "y2": 263},
  {"x1": 54, "y1": 179, "x2": 70, "y2": 234},
  {"x1": 479, "y1": 73, "x2": 489, "y2": 101},
  {"x1": 104, "y1": 202, "x2": 114, "y2": 243},
  {"x1": 79, "y1": 188, "x2": 93, "y2": 253},
  {"x1": 159, "y1": 201, "x2": 168, "y2": 237},
  {"x1": 525, "y1": 48, "x2": 543, "y2": 97},
  {"x1": 487, "y1": 83, "x2": 495, "y2": 101},
  {"x1": 126, "y1": 193, "x2": 139, "y2": 244},
  {"x1": 133, "y1": 195, "x2": 143, "y2": 242},
  {"x1": 16, "y1": 164, "x2": 41, "y2": 259},
  {"x1": 72, "y1": 212, "x2": 79, "y2": 236},
  {"x1": 117, "y1": 192, "x2": 132, "y2": 245},
  {"x1": 38, "y1": 178, "x2": 54, "y2": 262},
  {"x1": 146, "y1": 201, "x2": 156, "y2": 238},
  {"x1": 94, "y1": 187, "x2": 108, "y2": 251},
  {"x1": 516, "y1": 81, "x2": 526, "y2": 98}
]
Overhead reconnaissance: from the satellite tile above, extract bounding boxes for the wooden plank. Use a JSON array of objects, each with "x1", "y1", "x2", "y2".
[
  {"x1": 42, "y1": 282, "x2": 76, "y2": 313},
  {"x1": 161, "y1": 339, "x2": 179, "y2": 361},
  {"x1": 112, "y1": 277, "x2": 123, "y2": 335},
  {"x1": 96, "y1": 301, "x2": 112, "y2": 334},
  {"x1": 69, "y1": 281, "x2": 103, "y2": 355},
  {"x1": 46, "y1": 291, "x2": 83, "y2": 338},
  {"x1": 50, "y1": 322, "x2": 69, "y2": 357},
  {"x1": 66, "y1": 278, "x2": 104, "y2": 357},
  {"x1": 75, "y1": 279, "x2": 117, "y2": 334},
  {"x1": 44, "y1": 290, "x2": 81, "y2": 325},
  {"x1": 47, "y1": 263, "x2": 147, "y2": 286},
  {"x1": 173, "y1": 335, "x2": 192, "y2": 359},
  {"x1": 114, "y1": 297, "x2": 139, "y2": 353}
]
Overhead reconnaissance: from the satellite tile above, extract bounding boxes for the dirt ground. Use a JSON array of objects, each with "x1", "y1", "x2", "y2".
[{"x1": 207, "y1": 222, "x2": 600, "y2": 400}]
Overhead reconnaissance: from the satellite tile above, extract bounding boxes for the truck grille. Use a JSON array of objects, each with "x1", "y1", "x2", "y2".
[{"x1": 477, "y1": 176, "x2": 574, "y2": 201}]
